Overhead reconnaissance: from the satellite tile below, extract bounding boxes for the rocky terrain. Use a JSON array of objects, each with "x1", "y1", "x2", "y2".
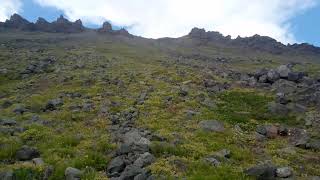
[{"x1": 0, "y1": 15, "x2": 320, "y2": 180}]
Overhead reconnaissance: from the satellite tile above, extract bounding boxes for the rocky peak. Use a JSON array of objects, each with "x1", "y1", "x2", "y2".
[
  {"x1": 3, "y1": 13, "x2": 33, "y2": 30},
  {"x1": 98, "y1": 21, "x2": 113, "y2": 33},
  {"x1": 188, "y1": 27, "x2": 230, "y2": 43},
  {"x1": 51, "y1": 15, "x2": 84, "y2": 33},
  {"x1": 187, "y1": 27, "x2": 320, "y2": 55},
  {"x1": 36, "y1": 17, "x2": 49, "y2": 24},
  {"x1": 56, "y1": 15, "x2": 69, "y2": 24}
]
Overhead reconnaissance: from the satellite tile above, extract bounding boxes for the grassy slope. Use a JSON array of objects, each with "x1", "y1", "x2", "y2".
[{"x1": 0, "y1": 32, "x2": 319, "y2": 179}]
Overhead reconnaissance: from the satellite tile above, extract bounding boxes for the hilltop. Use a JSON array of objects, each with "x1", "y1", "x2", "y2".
[{"x1": 0, "y1": 14, "x2": 320, "y2": 180}]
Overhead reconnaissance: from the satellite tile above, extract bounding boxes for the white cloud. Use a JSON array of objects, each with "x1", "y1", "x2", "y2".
[
  {"x1": 33, "y1": 0, "x2": 317, "y2": 43},
  {"x1": 0, "y1": 0, "x2": 22, "y2": 22}
]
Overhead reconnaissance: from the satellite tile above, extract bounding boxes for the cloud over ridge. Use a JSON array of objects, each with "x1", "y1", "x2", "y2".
[
  {"x1": 1, "y1": 0, "x2": 318, "y2": 44},
  {"x1": 0, "y1": 0, "x2": 22, "y2": 22}
]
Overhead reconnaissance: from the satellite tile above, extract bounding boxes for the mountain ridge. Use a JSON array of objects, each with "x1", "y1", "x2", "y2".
[{"x1": 1, "y1": 14, "x2": 319, "y2": 56}]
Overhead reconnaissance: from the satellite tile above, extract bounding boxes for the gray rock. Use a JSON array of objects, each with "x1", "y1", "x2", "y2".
[
  {"x1": 277, "y1": 65, "x2": 291, "y2": 78},
  {"x1": 272, "y1": 79, "x2": 297, "y2": 94},
  {"x1": 178, "y1": 86, "x2": 188, "y2": 96},
  {"x1": 65, "y1": 167, "x2": 82, "y2": 180},
  {"x1": 15, "y1": 146, "x2": 40, "y2": 161},
  {"x1": 244, "y1": 164, "x2": 276, "y2": 180},
  {"x1": 276, "y1": 167, "x2": 293, "y2": 178},
  {"x1": 0, "y1": 170, "x2": 13, "y2": 180},
  {"x1": 199, "y1": 120, "x2": 225, "y2": 132},
  {"x1": 267, "y1": 69, "x2": 280, "y2": 83},
  {"x1": 289, "y1": 128, "x2": 310, "y2": 148},
  {"x1": 256, "y1": 125, "x2": 278, "y2": 139},
  {"x1": 212, "y1": 149, "x2": 231, "y2": 159},
  {"x1": 134, "y1": 173, "x2": 149, "y2": 180},
  {"x1": 107, "y1": 156, "x2": 126, "y2": 175},
  {"x1": 288, "y1": 103, "x2": 307, "y2": 114},
  {"x1": 254, "y1": 68, "x2": 268, "y2": 79},
  {"x1": 32, "y1": 157, "x2": 44, "y2": 166},
  {"x1": 133, "y1": 152, "x2": 155, "y2": 168},
  {"x1": 119, "y1": 165, "x2": 143, "y2": 180},
  {"x1": 13, "y1": 104, "x2": 26, "y2": 115},
  {"x1": 276, "y1": 92, "x2": 289, "y2": 105},
  {"x1": 204, "y1": 157, "x2": 221, "y2": 166},
  {"x1": 306, "y1": 140, "x2": 320, "y2": 151},
  {"x1": 288, "y1": 72, "x2": 305, "y2": 82},
  {"x1": 0, "y1": 119, "x2": 17, "y2": 126},
  {"x1": 258, "y1": 75, "x2": 268, "y2": 83},
  {"x1": 45, "y1": 98, "x2": 63, "y2": 111},
  {"x1": 123, "y1": 130, "x2": 151, "y2": 146},
  {"x1": 43, "y1": 165, "x2": 54, "y2": 180},
  {"x1": 268, "y1": 102, "x2": 289, "y2": 116}
]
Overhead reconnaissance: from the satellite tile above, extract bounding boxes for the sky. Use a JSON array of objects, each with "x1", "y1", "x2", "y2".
[{"x1": 0, "y1": 0, "x2": 319, "y2": 46}]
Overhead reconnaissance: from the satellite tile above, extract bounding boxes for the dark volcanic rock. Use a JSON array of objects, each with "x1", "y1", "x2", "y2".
[
  {"x1": 65, "y1": 167, "x2": 82, "y2": 180},
  {"x1": 107, "y1": 156, "x2": 126, "y2": 175},
  {"x1": 2, "y1": 14, "x2": 35, "y2": 31},
  {"x1": 98, "y1": 21, "x2": 113, "y2": 33},
  {"x1": 1, "y1": 14, "x2": 84, "y2": 33},
  {"x1": 244, "y1": 164, "x2": 277, "y2": 180},
  {"x1": 45, "y1": 98, "x2": 63, "y2": 111},
  {"x1": 16, "y1": 146, "x2": 40, "y2": 161},
  {"x1": 51, "y1": 15, "x2": 84, "y2": 33}
]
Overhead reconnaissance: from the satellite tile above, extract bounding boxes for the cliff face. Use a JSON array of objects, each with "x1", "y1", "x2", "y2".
[
  {"x1": 187, "y1": 27, "x2": 320, "y2": 55},
  {"x1": 0, "y1": 14, "x2": 319, "y2": 55},
  {"x1": 0, "y1": 14, "x2": 85, "y2": 33}
]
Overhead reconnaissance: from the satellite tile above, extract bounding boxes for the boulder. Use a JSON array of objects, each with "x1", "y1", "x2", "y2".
[
  {"x1": 98, "y1": 22, "x2": 113, "y2": 33},
  {"x1": 0, "y1": 170, "x2": 13, "y2": 180},
  {"x1": 13, "y1": 104, "x2": 26, "y2": 115},
  {"x1": 256, "y1": 125, "x2": 278, "y2": 139},
  {"x1": 275, "y1": 92, "x2": 289, "y2": 105},
  {"x1": 16, "y1": 146, "x2": 40, "y2": 161},
  {"x1": 276, "y1": 167, "x2": 293, "y2": 178},
  {"x1": 268, "y1": 102, "x2": 289, "y2": 116},
  {"x1": 107, "y1": 156, "x2": 126, "y2": 175},
  {"x1": 277, "y1": 65, "x2": 291, "y2": 78},
  {"x1": 32, "y1": 158, "x2": 44, "y2": 166},
  {"x1": 178, "y1": 86, "x2": 189, "y2": 96},
  {"x1": 0, "y1": 119, "x2": 17, "y2": 126},
  {"x1": 119, "y1": 165, "x2": 143, "y2": 180},
  {"x1": 199, "y1": 120, "x2": 225, "y2": 132},
  {"x1": 267, "y1": 69, "x2": 280, "y2": 83},
  {"x1": 212, "y1": 149, "x2": 231, "y2": 159},
  {"x1": 272, "y1": 79, "x2": 297, "y2": 94},
  {"x1": 204, "y1": 157, "x2": 221, "y2": 166},
  {"x1": 288, "y1": 72, "x2": 305, "y2": 82},
  {"x1": 65, "y1": 167, "x2": 82, "y2": 180},
  {"x1": 244, "y1": 164, "x2": 276, "y2": 180},
  {"x1": 133, "y1": 152, "x2": 155, "y2": 168},
  {"x1": 258, "y1": 75, "x2": 268, "y2": 83},
  {"x1": 45, "y1": 98, "x2": 63, "y2": 111},
  {"x1": 289, "y1": 128, "x2": 310, "y2": 148},
  {"x1": 123, "y1": 130, "x2": 151, "y2": 146},
  {"x1": 254, "y1": 68, "x2": 268, "y2": 79}
]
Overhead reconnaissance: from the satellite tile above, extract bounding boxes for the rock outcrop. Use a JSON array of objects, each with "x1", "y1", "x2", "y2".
[
  {"x1": 187, "y1": 28, "x2": 320, "y2": 55},
  {"x1": 0, "y1": 14, "x2": 84, "y2": 33}
]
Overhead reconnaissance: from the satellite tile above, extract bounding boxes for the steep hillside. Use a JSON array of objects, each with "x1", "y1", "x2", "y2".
[{"x1": 0, "y1": 15, "x2": 320, "y2": 180}]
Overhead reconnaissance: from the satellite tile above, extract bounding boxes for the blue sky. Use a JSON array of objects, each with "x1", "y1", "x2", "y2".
[{"x1": 1, "y1": 0, "x2": 319, "y2": 46}]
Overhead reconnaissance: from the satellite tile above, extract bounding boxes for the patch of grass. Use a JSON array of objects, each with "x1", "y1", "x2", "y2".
[
  {"x1": 213, "y1": 90, "x2": 273, "y2": 124},
  {"x1": 0, "y1": 136, "x2": 22, "y2": 161}
]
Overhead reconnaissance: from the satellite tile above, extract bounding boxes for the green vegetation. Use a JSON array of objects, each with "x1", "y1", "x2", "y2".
[{"x1": 0, "y1": 31, "x2": 320, "y2": 179}]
